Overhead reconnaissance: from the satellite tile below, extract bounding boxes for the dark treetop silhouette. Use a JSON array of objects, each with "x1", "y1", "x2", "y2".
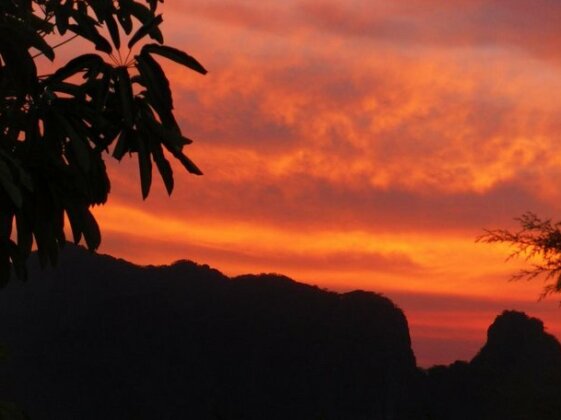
[
  {"x1": 0, "y1": 0, "x2": 206, "y2": 285},
  {"x1": 479, "y1": 212, "x2": 561, "y2": 299}
]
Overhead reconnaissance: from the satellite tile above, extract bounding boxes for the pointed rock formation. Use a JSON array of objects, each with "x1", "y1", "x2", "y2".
[{"x1": 427, "y1": 311, "x2": 561, "y2": 420}]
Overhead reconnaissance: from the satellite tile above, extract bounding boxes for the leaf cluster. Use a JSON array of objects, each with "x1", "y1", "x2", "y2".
[
  {"x1": 478, "y1": 212, "x2": 561, "y2": 299},
  {"x1": 0, "y1": 0, "x2": 207, "y2": 284}
]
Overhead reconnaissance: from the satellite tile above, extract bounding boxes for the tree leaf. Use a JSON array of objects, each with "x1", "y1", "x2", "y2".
[
  {"x1": 136, "y1": 52, "x2": 173, "y2": 112},
  {"x1": 47, "y1": 54, "x2": 105, "y2": 84},
  {"x1": 136, "y1": 133, "x2": 153, "y2": 199},
  {"x1": 148, "y1": 133, "x2": 174, "y2": 195},
  {"x1": 66, "y1": 205, "x2": 84, "y2": 245},
  {"x1": 142, "y1": 44, "x2": 207, "y2": 75},
  {"x1": 116, "y1": 3, "x2": 133, "y2": 34},
  {"x1": 112, "y1": 129, "x2": 131, "y2": 160},
  {"x1": 53, "y1": 113, "x2": 92, "y2": 172},
  {"x1": 0, "y1": 22, "x2": 55, "y2": 61},
  {"x1": 15, "y1": 212, "x2": 33, "y2": 258},
  {"x1": 128, "y1": 14, "x2": 163, "y2": 49},
  {"x1": 105, "y1": 14, "x2": 121, "y2": 50},
  {"x1": 67, "y1": 23, "x2": 112, "y2": 54},
  {"x1": 0, "y1": 37, "x2": 38, "y2": 95},
  {"x1": 115, "y1": 66, "x2": 135, "y2": 127},
  {"x1": 125, "y1": 0, "x2": 155, "y2": 24},
  {"x1": 83, "y1": 209, "x2": 101, "y2": 251},
  {"x1": 177, "y1": 152, "x2": 203, "y2": 176},
  {"x1": 54, "y1": 2, "x2": 71, "y2": 35},
  {"x1": 0, "y1": 160, "x2": 22, "y2": 208}
]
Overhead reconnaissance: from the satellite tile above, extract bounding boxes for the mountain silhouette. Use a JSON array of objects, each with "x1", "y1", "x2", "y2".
[
  {"x1": 0, "y1": 244, "x2": 420, "y2": 419},
  {"x1": 0, "y1": 244, "x2": 559, "y2": 419},
  {"x1": 426, "y1": 311, "x2": 561, "y2": 420}
]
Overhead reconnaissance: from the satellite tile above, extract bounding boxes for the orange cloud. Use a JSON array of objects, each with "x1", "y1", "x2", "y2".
[{"x1": 154, "y1": 32, "x2": 561, "y2": 197}]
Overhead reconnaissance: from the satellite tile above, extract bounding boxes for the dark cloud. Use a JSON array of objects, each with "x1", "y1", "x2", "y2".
[
  {"x1": 167, "y1": 1, "x2": 561, "y2": 62},
  {"x1": 300, "y1": 0, "x2": 561, "y2": 61}
]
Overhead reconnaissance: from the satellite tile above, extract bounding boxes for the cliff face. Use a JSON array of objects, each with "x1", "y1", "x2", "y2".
[
  {"x1": 426, "y1": 311, "x2": 561, "y2": 420},
  {"x1": 0, "y1": 245, "x2": 419, "y2": 420}
]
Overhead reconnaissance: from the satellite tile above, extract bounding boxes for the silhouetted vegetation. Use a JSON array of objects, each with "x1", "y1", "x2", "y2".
[
  {"x1": 0, "y1": 0, "x2": 206, "y2": 285},
  {"x1": 479, "y1": 212, "x2": 561, "y2": 298},
  {"x1": 0, "y1": 245, "x2": 559, "y2": 419}
]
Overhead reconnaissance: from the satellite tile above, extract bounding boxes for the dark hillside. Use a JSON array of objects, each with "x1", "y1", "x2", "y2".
[
  {"x1": 1, "y1": 245, "x2": 560, "y2": 419},
  {"x1": 426, "y1": 311, "x2": 561, "y2": 420},
  {"x1": 0, "y1": 245, "x2": 419, "y2": 420}
]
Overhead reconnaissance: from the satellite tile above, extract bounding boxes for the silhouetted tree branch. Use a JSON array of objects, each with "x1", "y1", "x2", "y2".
[
  {"x1": 0, "y1": 0, "x2": 207, "y2": 285},
  {"x1": 478, "y1": 212, "x2": 561, "y2": 299}
]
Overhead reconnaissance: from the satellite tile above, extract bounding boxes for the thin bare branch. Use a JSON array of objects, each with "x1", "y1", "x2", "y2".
[
  {"x1": 480, "y1": 212, "x2": 561, "y2": 299},
  {"x1": 32, "y1": 34, "x2": 79, "y2": 58}
]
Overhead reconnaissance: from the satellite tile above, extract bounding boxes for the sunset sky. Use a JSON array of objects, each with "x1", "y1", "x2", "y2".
[{"x1": 59, "y1": 0, "x2": 561, "y2": 366}]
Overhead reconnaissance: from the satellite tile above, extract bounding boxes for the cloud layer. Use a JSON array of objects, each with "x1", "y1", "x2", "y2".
[{"x1": 59, "y1": 0, "x2": 561, "y2": 365}]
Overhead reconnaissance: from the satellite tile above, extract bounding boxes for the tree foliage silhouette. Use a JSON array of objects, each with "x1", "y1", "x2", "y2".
[
  {"x1": 479, "y1": 212, "x2": 561, "y2": 298},
  {"x1": 0, "y1": 0, "x2": 206, "y2": 285}
]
